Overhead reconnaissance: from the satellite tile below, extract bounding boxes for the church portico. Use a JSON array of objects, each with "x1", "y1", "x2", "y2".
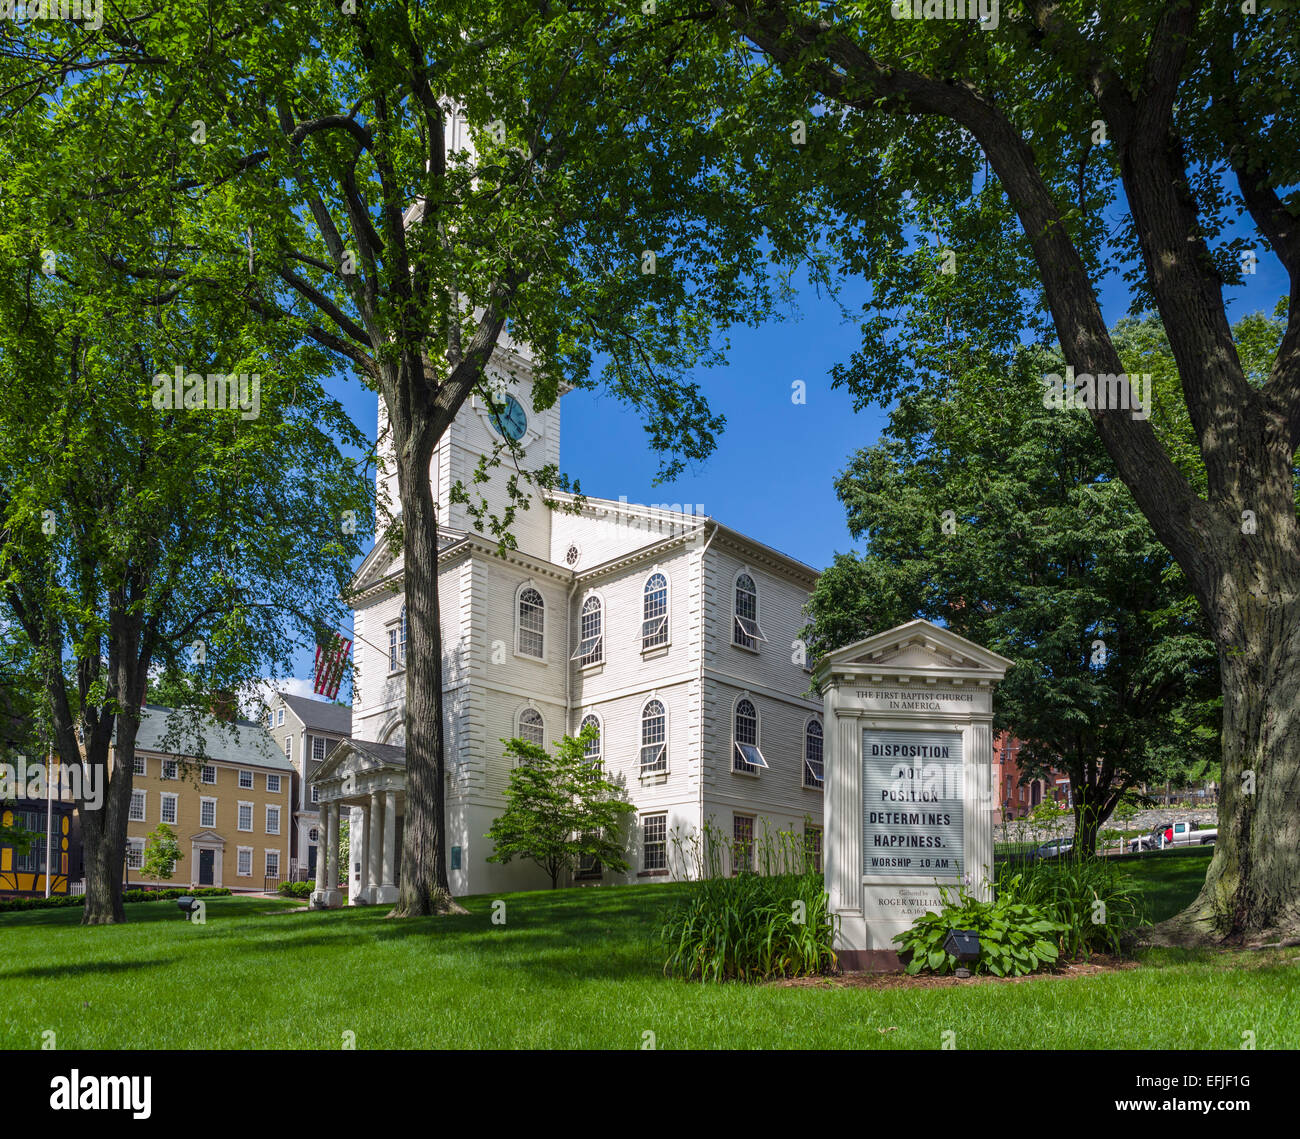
[{"x1": 309, "y1": 740, "x2": 406, "y2": 909}]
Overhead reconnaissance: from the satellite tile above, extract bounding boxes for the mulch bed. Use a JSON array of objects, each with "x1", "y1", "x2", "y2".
[{"x1": 773, "y1": 955, "x2": 1141, "y2": 990}]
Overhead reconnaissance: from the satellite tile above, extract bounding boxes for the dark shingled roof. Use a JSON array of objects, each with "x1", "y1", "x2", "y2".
[{"x1": 278, "y1": 692, "x2": 352, "y2": 736}]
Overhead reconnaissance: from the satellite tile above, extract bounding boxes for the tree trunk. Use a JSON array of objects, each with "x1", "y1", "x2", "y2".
[
  {"x1": 1154, "y1": 599, "x2": 1300, "y2": 943},
  {"x1": 390, "y1": 424, "x2": 460, "y2": 917}
]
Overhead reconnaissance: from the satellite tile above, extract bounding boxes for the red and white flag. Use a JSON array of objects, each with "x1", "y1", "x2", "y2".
[{"x1": 313, "y1": 632, "x2": 352, "y2": 700}]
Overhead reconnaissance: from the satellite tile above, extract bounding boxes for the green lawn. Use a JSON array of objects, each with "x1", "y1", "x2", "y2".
[{"x1": 1, "y1": 848, "x2": 1294, "y2": 1049}]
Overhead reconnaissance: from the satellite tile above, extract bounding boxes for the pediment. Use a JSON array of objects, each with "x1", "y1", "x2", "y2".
[
  {"x1": 189, "y1": 829, "x2": 226, "y2": 847},
  {"x1": 814, "y1": 619, "x2": 1012, "y2": 682},
  {"x1": 310, "y1": 739, "x2": 407, "y2": 785}
]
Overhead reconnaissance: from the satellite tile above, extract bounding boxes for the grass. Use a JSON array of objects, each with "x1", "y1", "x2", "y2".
[{"x1": 1, "y1": 847, "x2": 1294, "y2": 1049}]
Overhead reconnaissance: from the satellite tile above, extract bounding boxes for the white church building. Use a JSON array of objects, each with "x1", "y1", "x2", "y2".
[{"x1": 310, "y1": 346, "x2": 826, "y2": 905}]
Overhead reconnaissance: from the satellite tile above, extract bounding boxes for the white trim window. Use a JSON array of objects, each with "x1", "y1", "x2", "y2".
[
  {"x1": 284, "y1": 736, "x2": 292, "y2": 762},
  {"x1": 517, "y1": 707, "x2": 545, "y2": 749},
  {"x1": 733, "y1": 572, "x2": 766, "y2": 650},
  {"x1": 267, "y1": 773, "x2": 282, "y2": 793},
  {"x1": 200, "y1": 797, "x2": 217, "y2": 828},
  {"x1": 642, "y1": 812, "x2": 667, "y2": 872},
  {"x1": 732, "y1": 698, "x2": 768, "y2": 773},
  {"x1": 129, "y1": 790, "x2": 146, "y2": 822},
  {"x1": 276, "y1": 707, "x2": 285, "y2": 727},
  {"x1": 573, "y1": 595, "x2": 603, "y2": 666},
  {"x1": 126, "y1": 839, "x2": 145, "y2": 871},
  {"x1": 805, "y1": 825, "x2": 823, "y2": 874},
  {"x1": 311, "y1": 783, "x2": 320, "y2": 805},
  {"x1": 162, "y1": 760, "x2": 178, "y2": 780},
  {"x1": 312, "y1": 737, "x2": 327, "y2": 763},
  {"x1": 804, "y1": 719, "x2": 825, "y2": 788},
  {"x1": 132, "y1": 755, "x2": 146, "y2": 777},
  {"x1": 517, "y1": 586, "x2": 545, "y2": 659},
  {"x1": 640, "y1": 699, "x2": 667, "y2": 774},
  {"x1": 388, "y1": 605, "x2": 407, "y2": 672},
  {"x1": 237, "y1": 847, "x2": 252, "y2": 877},
  {"x1": 238, "y1": 769, "x2": 253, "y2": 790},
  {"x1": 265, "y1": 850, "x2": 280, "y2": 878},
  {"x1": 238, "y1": 801, "x2": 254, "y2": 832},
  {"x1": 201, "y1": 764, "x2": 216, "y2": 785},
  {"x1": 160, "y1": 793, "x2": 178, "y2": 825},
  {"x1": 266, "y1": 805, "x2": 281, "y2": 835},
  {"x1": 642, "y1": 573, "x2": 669, "y2": 650},
  {"x1": 579, "y1": 714, "x2": 602, "y2": 767},
  {"x1": 733, "y1": 814, "x2": 755, "y2": 874}
]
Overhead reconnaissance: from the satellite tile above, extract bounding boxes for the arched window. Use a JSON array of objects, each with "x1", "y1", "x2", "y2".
[
  {"x1": 517, "y1": 587, "x2": 545, "y2": 659},
  {"x1": 389, "y1": 605, "x2": 407, "y2": 671},
  {"x1": 640, "y1": 699, "x2": 667, "y2": 773},
  {"x1": 517, "y1": 707, "x2": 545, "y2": 749},
  {"x1": 732, "y1": 697, "x2": 768, "y2": 773},
  {"x1": 804, "y1": 720, "x2": 824, "y2": 788},
  {"x1": 574, "y1": 594, "x2": 603, "y2": 666},
  {"x1": 733, "y1": 573, "x2": 766, "y2": 650},
  {"x1": 642, "y1": 573, "x2": 669, "y2": 649},
  {"x1": 579, "y1": 714, "x2": 602, "y2": 766}
]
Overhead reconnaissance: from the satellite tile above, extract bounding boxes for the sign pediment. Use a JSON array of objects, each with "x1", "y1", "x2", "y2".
[{"x1": 814, "y1": 619, "x2": 1012, "y2": 683}]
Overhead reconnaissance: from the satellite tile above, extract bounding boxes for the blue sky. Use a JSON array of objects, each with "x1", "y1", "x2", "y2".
[{"x1": 287, "y1": 228, "x2": 1288, "y2": 702}]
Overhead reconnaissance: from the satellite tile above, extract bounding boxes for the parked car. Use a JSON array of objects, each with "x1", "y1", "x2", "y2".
[
  {"x1": 1031, "y1": 838, "x2": 1074, "y2": 860},
  {"x1": 1128, "y1": 820, "x2": 1217, "y2": 852}
]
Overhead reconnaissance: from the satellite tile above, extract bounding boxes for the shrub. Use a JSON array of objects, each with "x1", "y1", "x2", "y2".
[
  {"x1": 0, "y1": 886, "x2": 232, "y2": 913},
  {"x1": 893, "y1": 884, "x2": 1067, "y2": 977},
  {"x1": 658, "y1": 819, "x2": 837, "y2": 982},
  {"x1": 278, "y1": 880, "x2": 313, "y2": 898},
  {"x1": 996, "y1": 856, "x2": 1146, "y2": 956}
]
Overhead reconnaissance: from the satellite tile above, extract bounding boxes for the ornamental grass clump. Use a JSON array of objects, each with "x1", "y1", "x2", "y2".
[
  {"x1": 658, "y1": 819, "x2": 838, "y2": 982},
  {"x1": 996, "y1": 854, "x2": 1147, "y2": 957}
]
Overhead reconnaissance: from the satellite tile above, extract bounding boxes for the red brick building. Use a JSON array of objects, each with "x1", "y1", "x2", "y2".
[{"x1": 993, "y1": 732, "x2": 1071, "y2": 821}]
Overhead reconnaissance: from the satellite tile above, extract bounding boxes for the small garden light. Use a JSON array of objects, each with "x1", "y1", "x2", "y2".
[{"x1": 943, "y1": 928, "x2": 981, "y2": 978}]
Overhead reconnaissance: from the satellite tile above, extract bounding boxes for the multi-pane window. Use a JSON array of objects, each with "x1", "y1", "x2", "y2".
[
  {"x1": 266, "y1": 806, "x2": 281, "y2": 835},
  {"x1": 805, "y1": 825, "x2": 823, "y2": 874},
  {"x1": 160, "y1": 794, "x2": 178, "y2": 825},
  {"x1": 389, "y1": 606, "x2": 407, "y2": 671},
  {"x1": 200, "y1": 799, "x2": 216, "y2": 828},
  {"x1": 237, "y1": 848, "x2": 252, "y2": 876},
  {"x1": 579, "y1": 714, "x2": 601, "y2": 766},
  {"x1": 733, "y1": 815, "x2": 754, "y2": 874},
  {"x1": 132, "y1": 755, "x2": 146, "y2": 776},
  {"x1": 518, "y1": 708, "x2": 545, "y2": 749},
  {"x1": 732, "y1": 699, "x2": 768, "y2": 773},
  {"x1": 804, "y1": 720, "x2": 824, "y2": 788},
  {"x1": 642, "y1": 573, "x2": 669, "y2": 649},
  {"x1": 267, "y1": 774, "x2": 281, "y2": 793},
  {"x1": 276, "y1": 707, "x2": 284, "y2": 727},
  {"x1": 129, "y1": 791, "x2": 146, "y2": 822},
  {"x1": 311, "y1": 784, "x2": 320, "y2": 804},
  {"x1": 238, "y1": 802, "x2": 253, "y2": 831},
  {"x1": 239, "y1": 769, "x2": 253, "y2": 790},
  {"x1": 284, "y1": 737, "x2": 292, "y2": 762},
  {"x1": 640, "y1": 700, "x2": 667, "y2": 773},
  {"x1": 574, "y1": 595, "x2": 603, "y2": 666},
  {"x1": 642, "y1": 813, "x2": 667, "y2": 872},
  {"x1": 312, "y1": 737, "x2": 327, "y2": 763},
  {"x1": 576, "y1": 846, "x2": 602, "y2": 879},
  {"x1": 733, "y1": 573, "x2": 766, "y2": 649},
  {"x1": 126, "y1": 840, "x2": 145, "y2": 870},
  {"x1": 201, "y1": 764, "x2": 216, "y2": 784},
  {"x1": 265, "y1": 850, "x2": 280, "y2": 878},
  {"x1": 162, "y1": 760, "x2": 178, "y2": 780},
  {"x1": 517, "y1": 587, "x2": 545, "y2": 659}
]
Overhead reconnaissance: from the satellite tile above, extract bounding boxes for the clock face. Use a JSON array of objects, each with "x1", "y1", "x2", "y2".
[{"x1": 489, "y1": 394, "x2": 528, "y2": 442}]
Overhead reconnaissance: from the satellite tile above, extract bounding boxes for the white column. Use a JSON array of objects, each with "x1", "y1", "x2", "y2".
[
  {"x1": 374, "y1": 789, "x2": 398, "y2": 903},
  {"x1": 311, "y1": 801, "x2": 343, "y2": 909},
  {"x1": 368, "y1": 791, "x2": 385, "y2": 902},
  {"x1": 352, "y1": 803, "x2": 371, "y2": 904}
]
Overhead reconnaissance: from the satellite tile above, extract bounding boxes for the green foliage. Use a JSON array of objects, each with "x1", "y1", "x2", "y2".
[
  {"x1": 142, "y1": 823, "x2": 182, "y2": 882},
  {"x1": 0, "y1": 886, "x2": 231, "y2": 914},
  {"x1": 486, "y1": 725, "x2": 636, "y2": 888},
  {"x1": 278, "y1": 881, "x2": 314, "y2": 898},
  {"x1": 893, "y1": 884, "x2": 1066, "y2": 978},
  {"x1": 996, "y1": 858, "x2": 1147, "y2": 959},
  {"x1": 658, "y1": 820, "x2": 837, "y2": 983}
]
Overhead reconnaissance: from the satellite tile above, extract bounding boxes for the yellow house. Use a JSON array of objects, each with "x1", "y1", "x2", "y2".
[{"x1": 121, "y1": 706, "x2": 294, "y2": 891}]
